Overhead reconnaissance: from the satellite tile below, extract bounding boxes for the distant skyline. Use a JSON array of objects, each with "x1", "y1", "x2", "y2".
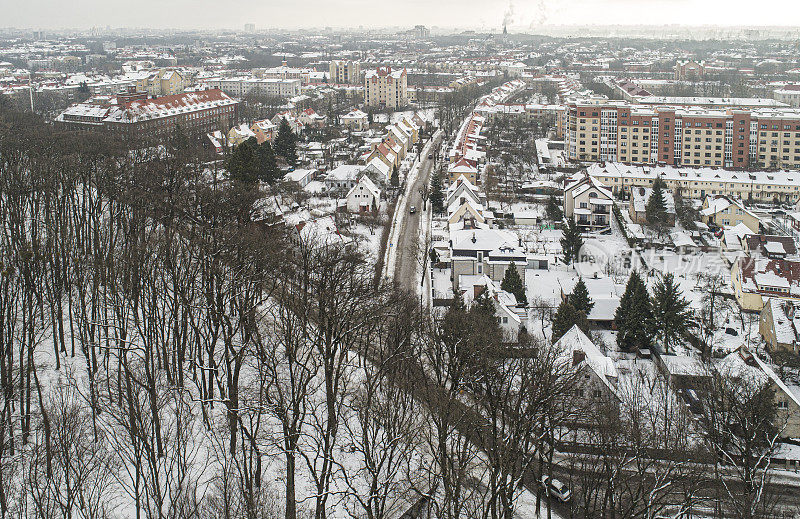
[{"x1": 5, "y1": 0, "x2": 800, "y2": 30}]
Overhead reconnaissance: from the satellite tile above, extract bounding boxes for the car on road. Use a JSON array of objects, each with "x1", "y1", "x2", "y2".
[
  {"x1": 540, "y1": 475, "x2": 571, "y2": 502},
  {"x1": 409, "y1": 205, "x2": 417, "y2": 214}
]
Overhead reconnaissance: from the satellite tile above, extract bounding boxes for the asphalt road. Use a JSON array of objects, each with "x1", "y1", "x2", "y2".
[{"x1": 393, "y1": 133, "x2": 443, "y2": 294}]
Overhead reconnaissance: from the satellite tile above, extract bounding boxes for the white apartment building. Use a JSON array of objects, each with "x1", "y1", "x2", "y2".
[{"x1": 205, "y1": 77, "x2": 301, "y2": 98}]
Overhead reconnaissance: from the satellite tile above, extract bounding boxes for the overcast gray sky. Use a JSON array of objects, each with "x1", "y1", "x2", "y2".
[{"x1": 4, "y1": 0, "x2": 799, "y2": 30}]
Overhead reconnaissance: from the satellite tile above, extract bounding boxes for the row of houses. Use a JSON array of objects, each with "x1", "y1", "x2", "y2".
[
  {"x1": 207, "y1": 107, "x2": 329, "y2": 152},
  {"x1": 361, "y1": 113, "x2": 425, "y2": 174}
]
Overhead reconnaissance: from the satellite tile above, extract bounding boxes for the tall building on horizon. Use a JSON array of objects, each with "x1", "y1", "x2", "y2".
[{"x1": 329, "y1": 60, "x2": 361, "y2": 85}]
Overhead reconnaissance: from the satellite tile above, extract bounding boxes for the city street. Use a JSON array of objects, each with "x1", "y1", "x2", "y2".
[{"x1": 390, "y1": 131, "x2": 443, "y2": 294}]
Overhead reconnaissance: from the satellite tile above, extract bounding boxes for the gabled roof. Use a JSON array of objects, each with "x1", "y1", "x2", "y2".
[
  {"x1": 715, "y1": 347, "x2": 800, "y2": 410},
  {"x1": 448, "y1": 202, "x2": 486, "y2": 225},
  {"x1": 745, "y1": 235, "x2": 798, "y2": 257},
  {"x1": 555, "y1": 326, "x2": 619, "y2": 397},
  {"x1": 326, "y1": 164, "x2": 363, "y2": 181},
  {"x1": 346, "y1": 175, "x2": 381, "y2": 200}
]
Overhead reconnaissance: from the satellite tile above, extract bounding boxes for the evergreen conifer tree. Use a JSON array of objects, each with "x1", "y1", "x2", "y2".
[
  {"x1": 390, "y1": 165, "x2": 399, "y2": 187},
  {"x1": 500, "y1": 263, "x2": 527, "y2": 306},
  {"x1": 645, "y1": 177, "x2": 668, "y2": 228},
  {"x1": 551, "y1": 300, "x2": 589, "y2": 343},
  {"x1": 274, "y1": 118, "x2": 298, "y2": 166},
  {"x1": 615, "y1": 270, "x2": 653, "y2": 352},
  {"x1": 430, "y1": 171, "x2": 444, "y2": 213},
  {"x1": 569, "y1": 277, "x2": 594, "y2": 317},
  {"x1": 226, "y1": 140, "x2": 259, "y2": 184},
  {"x1": 561, "y1": 217, "x2": 584, "y2": 265},
  {"x1": 546, "y1": 194, "x2": 563, "y2": 222},
  {"x1": 650, "y1": 272, "x2": 692, "y2": 355},
  {"x1": 256, "y1": 140, "x2": 279, "y2": 184}
]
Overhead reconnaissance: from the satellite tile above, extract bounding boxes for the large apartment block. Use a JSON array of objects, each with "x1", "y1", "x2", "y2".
[
  {"x1": 587, "y1": 162, "x2": 800, "y2": 203},
  {"x1": 565, "y1": 99, "x2": 800, "y2": 170},
  {"x1": 204, "y1": 77, "x2": 301, "y2": 98},
  {"x1": 364, "y1": 66, "x2": 408, "y2": 109},
  {"x1": 55, "y1": 88, "x2": 238, "y2": 139},
  {"x1": 329, "y1": 60, "x2": 361, "y2": 85}
]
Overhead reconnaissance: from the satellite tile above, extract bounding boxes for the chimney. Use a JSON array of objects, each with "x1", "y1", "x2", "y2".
[
  {"x1": 572, "y1": 350, "x2": 586, "y2": 366},
  {"x1": 471, "y1": 231, "x2": 477, "y2": 243}
]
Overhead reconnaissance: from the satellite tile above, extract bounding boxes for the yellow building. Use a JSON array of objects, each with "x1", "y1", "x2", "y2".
[
  {"x1": 329, "y1": 60, "x2": 361, "y2": 85},
  {"x1": 700, "y1": 196, "x2": 761, "y2": 232},
  {"x1": 731, "y1": 256, "x2": 800, "y2": 311},
  {"x1": 364, "y1": 67, "x2": 408, "y2": 109},
  {"x1": 136, "y1": 69, "x2": 185, "y2": 97},
  {"x1": 587, "y1": 163, "x2": 800, "y2": 205}
]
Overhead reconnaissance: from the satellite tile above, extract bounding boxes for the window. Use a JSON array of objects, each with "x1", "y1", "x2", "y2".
[{"x1": 593, "y1": 390, "x2": 602, "y2": 398}]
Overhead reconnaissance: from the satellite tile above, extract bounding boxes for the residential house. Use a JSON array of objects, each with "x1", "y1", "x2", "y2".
[
  {"x1": 272, "y1": 111, "x2": 304, "y2": 134},
  {"x1": 340, "y1": 109, "x2": 369, "y2": 131},
  {"x1": 298, "y1": 108, "x2": 327, "y2": 129},
  {"x1": 345, "y1": 175, "x2": 381, "y2": 214},
  {"x1": 363, "y1": 157, "x2": 391, "y2": 184},
  {"x1": 731, "y1": 256, "x2": 800, "y2": 311},
  {"x1": 446, "y1": 175, "x2": 487, "y2": 214},
  {"x1": 447, "y1": 157, "x2": 479, "y2": 185},
  {"x1": 459, "y1": 274, "x2": 526, "y2": 342},
  {"x1": 760, "y1": 298, "x2": 800, "y2": 355},
  {"x1": 251, "y1": 119, "x2": 277, "y2": 143},
  {"x1": 283, "y1": 168, "x2": 316, "y2": 188},
  {"x1": 715, "y1": 347, "x2": 800, "y2": 439},
  {"x1": 136, "y1": 69, "x2": 185, "y2": 97},
  {"x1": 628, "y1": 186, "x2": 676, "y2": 226},
  {"x1": 325, "y1": 164, "x2": 363, "y2": 193},
  {"x1": 700, "y1": 195, "x2": 761, "y2": 232},
  {"x1": 448, "y1": 202, "x2": 489, "y2": 227},
  {"x1": 564, "y1": 175, "x2": 614, "y2": 231},
  {"x1": 227, "y1": 123, "x2": 256, "y2": 147},
  {"x1": 559, "y1": 276, "x2": 622, "y2": 326},
  {"x1": 368, "y1": 142, "x2": 400, "y2": 169},
  {"x1": 555, "y1": 326, "x2": 621, "y2": 415},
  {"x1": 743, "y1": 235, "x2": 799, "y2": 260},
  {"x1": 449, "y1": 220, "x2": 522, "y2": 290}
]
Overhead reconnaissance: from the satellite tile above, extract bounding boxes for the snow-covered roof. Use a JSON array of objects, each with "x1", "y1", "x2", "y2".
[
  {"x1": 284, "y1": 169, "x2": 315, "y2": 183},
  {"x1": 631, "y1": 186, "x2": 676, "y2": 215},
  {"x1": 451, "y1": 226, "x2": 517, "y2": 253},
  {"x1": 590, "y1": 162, "x2": 800, "y2": 191},
  {"x1": 555, "y1": 325, "x2": 619, "y2": 388},
  {"x1": 346, "y1": 175, "x2": 381, "y2": 200},
  {"x1": 326, "y1": 164, "x2": 363, "y2": 181}
]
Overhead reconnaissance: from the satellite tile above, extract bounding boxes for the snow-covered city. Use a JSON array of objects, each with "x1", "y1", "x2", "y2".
[{"x1": 3, "y1": 4, "x2": 800, "y2": 518}]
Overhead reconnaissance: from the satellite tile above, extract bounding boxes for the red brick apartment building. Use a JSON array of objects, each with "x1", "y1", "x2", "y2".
[{"x1": 55, "y1": 88, "x2": 238, "y2": 139}]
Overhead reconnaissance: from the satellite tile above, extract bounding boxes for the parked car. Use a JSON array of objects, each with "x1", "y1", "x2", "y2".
[
  {"x1": 540, "y1": 475, "x2": 572, "y2": 502},
  {"x1": 409, "y1": 205, "x2": 417, "y2": 214},
  {"x1": 428, "y1": 153, "x2": 433, "y2": 159}
]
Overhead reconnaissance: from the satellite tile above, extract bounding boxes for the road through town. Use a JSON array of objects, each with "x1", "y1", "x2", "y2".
[{"x1": 388, "y1": 131, "x2": 443, "y2": 294}]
